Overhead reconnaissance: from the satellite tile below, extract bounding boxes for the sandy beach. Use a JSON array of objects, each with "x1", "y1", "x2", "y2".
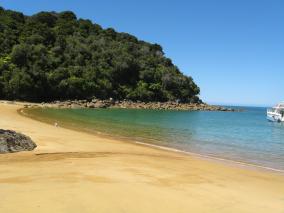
[{"x1": 0, "y1": 102, "x2": 284, "y2": 213}]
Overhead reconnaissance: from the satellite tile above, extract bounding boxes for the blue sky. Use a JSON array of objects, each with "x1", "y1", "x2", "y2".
[{"x1": 1, "y1": 0, "x2": 283, "y2": 106}]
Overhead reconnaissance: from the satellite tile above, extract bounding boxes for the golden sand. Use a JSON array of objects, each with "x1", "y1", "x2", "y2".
[{"x1": 0, "y1": 102, "x2": 284, "y2": 213}]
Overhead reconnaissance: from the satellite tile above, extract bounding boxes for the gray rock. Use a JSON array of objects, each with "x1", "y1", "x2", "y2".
[
  {"x1": 0, "y1": 129, "x2": 37, "y2": 153},
  {"x1": 37, "y1": 99, "x2": 240, "y2": 112},
  {"x1": 94, "y1": 102, "x2": 108, "y2": 108}
]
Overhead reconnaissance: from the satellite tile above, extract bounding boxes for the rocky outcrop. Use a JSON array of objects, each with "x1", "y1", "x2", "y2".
[
  {"x1": 0, "y1": 129, "x2": 37, "y2": 153},
  {"x1": 22, "y1": 99, "x2": 241, "y2": 112}
]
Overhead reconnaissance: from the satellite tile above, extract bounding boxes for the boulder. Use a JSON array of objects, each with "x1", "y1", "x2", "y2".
[{"x1": 0, "y1": 129, "x2": 37, "y2": 153}]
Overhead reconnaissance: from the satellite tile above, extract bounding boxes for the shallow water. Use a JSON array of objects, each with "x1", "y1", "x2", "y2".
[{"x1": 26, "y1": 107, "x2": 284, "y2": 170}]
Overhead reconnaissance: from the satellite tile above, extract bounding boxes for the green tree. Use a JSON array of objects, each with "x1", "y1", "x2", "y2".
[{"x1": 0, "y1": 7, "x2": 201, "y2": 103}]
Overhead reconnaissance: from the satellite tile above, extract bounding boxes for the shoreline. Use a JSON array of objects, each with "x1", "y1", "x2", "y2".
[
  {"x1": 20, "y1": 105, "x2": 284, "y2": 174},
  {"x1": 134, "y1": 141, "x2": 284, "y2": 174},
  {"x1": 1, "y1": 101, "x2": 284, "y2": 212}
]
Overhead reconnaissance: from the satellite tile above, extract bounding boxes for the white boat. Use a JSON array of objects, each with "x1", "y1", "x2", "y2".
[{"x1": 267, "y1": 102, "x2": 284, "y2": 122}]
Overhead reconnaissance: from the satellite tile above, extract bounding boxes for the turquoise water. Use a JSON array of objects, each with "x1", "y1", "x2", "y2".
[{"x1": 27, "y1": 107, "x2": 284, "y2": 171}]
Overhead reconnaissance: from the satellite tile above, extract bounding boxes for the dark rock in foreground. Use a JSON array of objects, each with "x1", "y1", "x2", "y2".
[{"x1": 0, "y1": 129, "x2": 37, "y2": 153}]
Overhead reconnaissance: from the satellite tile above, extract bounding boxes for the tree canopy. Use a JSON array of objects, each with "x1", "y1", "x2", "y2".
[{"x1": 0, "y1": 7, "x2": 201, "y2": 103}]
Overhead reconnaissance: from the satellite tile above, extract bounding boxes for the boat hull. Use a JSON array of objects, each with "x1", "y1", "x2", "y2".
[
  {"x1": 267, "y1": 102, "x2": 284, "y2": 122},
  {"x1": 267, "y1": 113, "x2": 283, "y2": 122}
]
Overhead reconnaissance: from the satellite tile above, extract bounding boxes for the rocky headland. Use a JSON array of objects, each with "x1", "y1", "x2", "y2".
[{"x1": 20, "y1": 99, "x2": 240, "y2": 112}]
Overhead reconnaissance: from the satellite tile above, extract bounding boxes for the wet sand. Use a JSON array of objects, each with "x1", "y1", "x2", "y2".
[{"x1": 0, "y1": 101, "x2": 284, "y2": 213}]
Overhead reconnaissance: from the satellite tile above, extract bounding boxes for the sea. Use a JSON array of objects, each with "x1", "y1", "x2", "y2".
[{"x1": 25, "y1": 106, "x2": 284, "y2": 171}]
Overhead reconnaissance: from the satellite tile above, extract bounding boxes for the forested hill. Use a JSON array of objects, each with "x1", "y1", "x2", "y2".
[{"x1": 0, "y1": 7, "x2": 201, "y2": 103}]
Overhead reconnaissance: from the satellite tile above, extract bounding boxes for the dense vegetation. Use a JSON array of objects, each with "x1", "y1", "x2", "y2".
[{"x1": 0, "y1": 7, "x2": 201, "y2": 103}]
